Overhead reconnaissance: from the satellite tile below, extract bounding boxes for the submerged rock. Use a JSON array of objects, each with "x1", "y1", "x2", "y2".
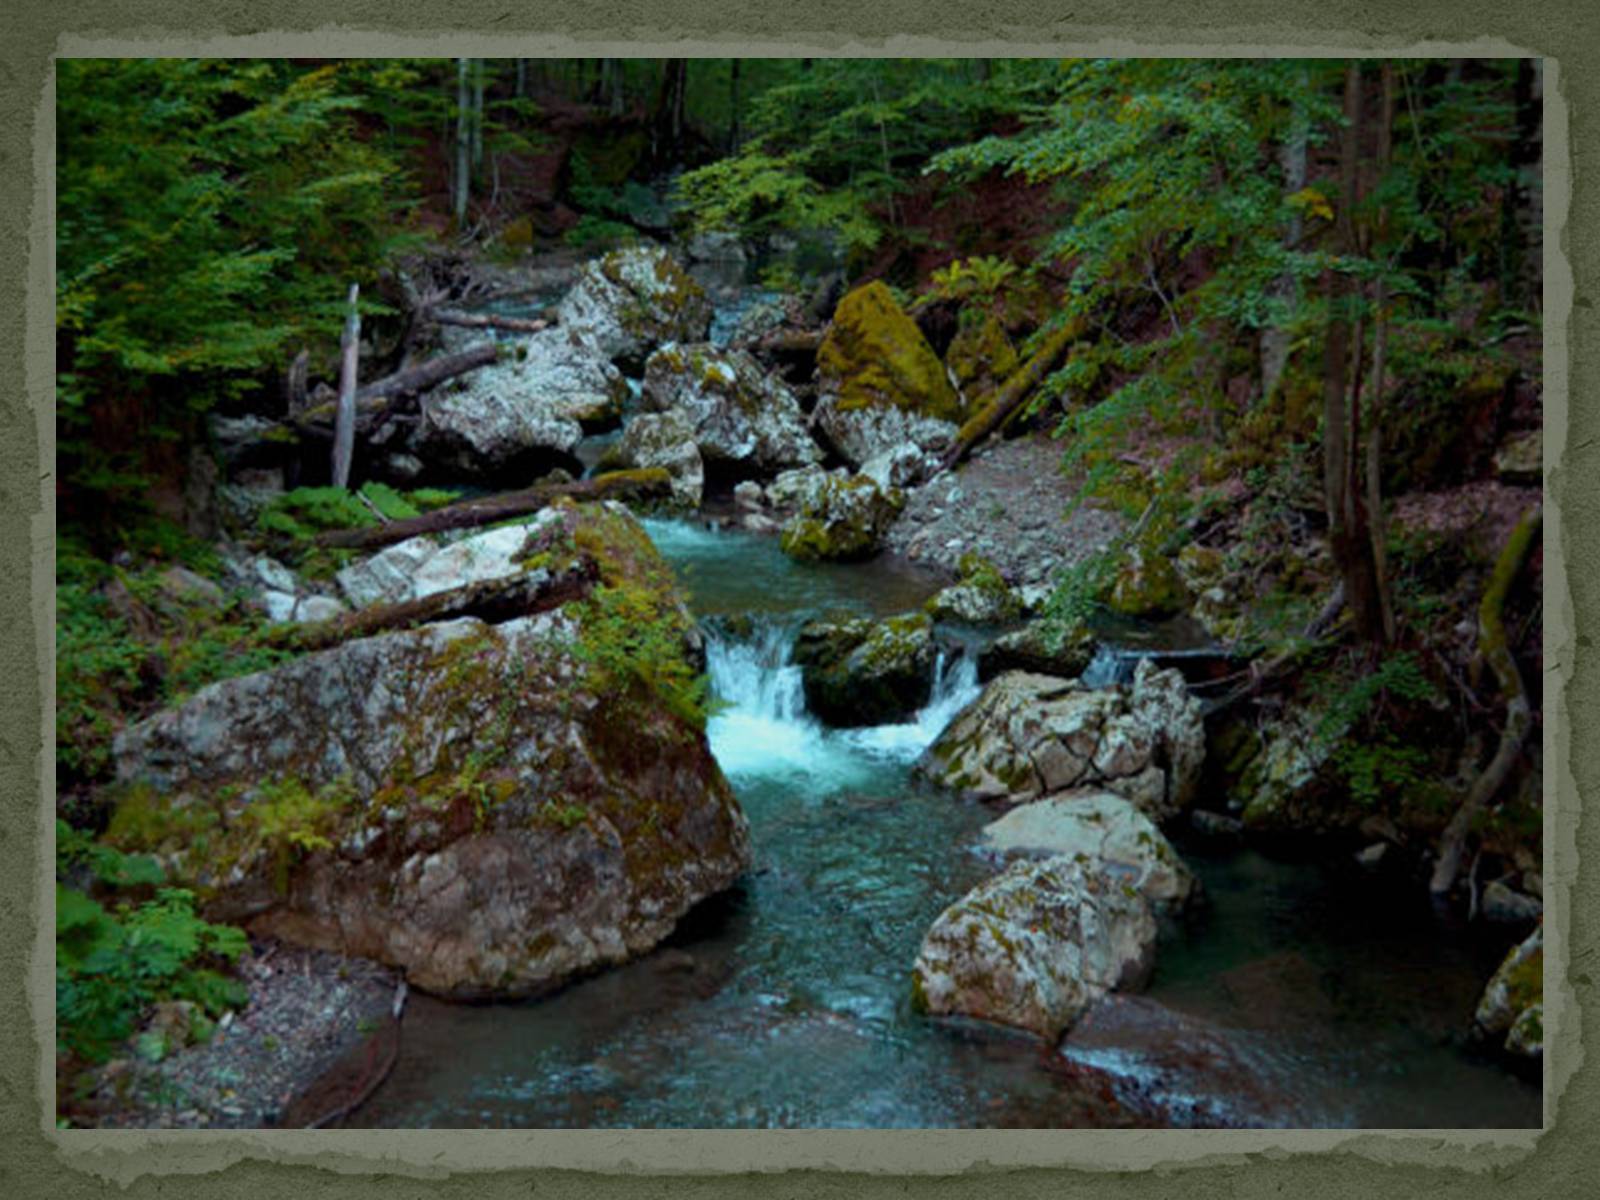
[
  {"x1": 597, "y1": 409, "x2": 705, "y2": 510},
  {"x1": 109, "y1": 502, "x2": 751, "y2": 1001},
  {"x1": 792, "y1": 612, "x2": 936, "y2": 727},
  {"x1": 813, "y1": 282, "x2": 964, "y2": 468},
  {"x1": 1474, "y1": 924, "x2": 1543, "y2": 1063},
  {"x1": 641, "y1": 343, "x2": 819, "y2": 474},
  {"x1": 556, "y1": 245, "x2": 713, "y2": 364},
  {"x1": 922, "y1": 659, "x2": 1204, "y2": 823},
  {"x1": 911, "y1": 854, "x2": 1156, "y2": 1041},
  {"x1": 412, "y1": 329, "x2": 626, "y2": 477},
  {"x1": 978, "y1": 789, "x2": 1196, "y2": 912},
  {"x1": 778, "y1": 472, "x2": 904, "y2": 563}
]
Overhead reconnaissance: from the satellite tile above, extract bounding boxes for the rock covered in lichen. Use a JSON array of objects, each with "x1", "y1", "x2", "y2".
[
  {"x1": 108, "y1": 502, "x2": 750, "y2": 1001},
  {"x1": 977, "y1": 789, "x2": 1196, "y2": 913},
  {"x1": 813, "y1": 281, "x2": 964, "y2": 467},
  {"x1": 556, "y1": 245, "x2": 713, "y2": 364},
  {"x1": 778, "y1": 472, "x2": 904, "y2": 562},
  {"x1": 977, "y1": 619, "x2": 1096, "y2": 682},
  {"x1": 911, "y1": 853, "x2": 1157, "y2": 1041},
  {"x1": 922, "y1": 659, "x2": 1203, "y2": 822},
  {"x1": 641, "y1": 342, "x2": 820, "y2": 474},
  {"x1": 792, "y1": 611, "x2": 936, "y2": 726},
  {"x1": 1474, "y1": 923, "x2": 1543, "y2": 1062},
  {"x1": 925, "y1": 551, "x2": 1025, "y2": 625},
  {"x1": 335, "y1": 510, "x2": 568, "y2": 610},
  {"x1": 412, "y1": 329, "x2": 627, "y2": 478},
  {"x1": 944, "y1": 313, "x2": 1018, "y2": 406},
  {"x1": 597, "y1": 409, "x2": 705, "y2": 510},
  {"x1": 1106, "y1": 540, "x2": 1190, "y2": 619}
]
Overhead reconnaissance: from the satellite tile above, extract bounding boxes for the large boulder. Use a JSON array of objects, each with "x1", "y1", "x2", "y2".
[
  {"x1": 597, "y1": 409, "x2": 705, "y2": 510},
  {"x1": 911, "y1": 854, "x2": 1157, "y2": 1041},
  {"x1": 412, "y1": 330, "x2": 627, "y2": 477},
  {"x1": 1474, "y1": 924, "x2": 1544, "y2": 1063},
  {"x1": 108, "y1": 502, "x2": 750, "y2": 1001},
  {"x1": 813, "y1": 282, "x2": 965, "y2": 468},
  {"x1": 791, "y1": 612, "x2": 936, "y2": 727},
  {"x1": 922, "y1": 659, "x2": 1204, "y2": 822},
  {"x1": 977, "y1": 789, "x2": 1196, "y2": 913},
  {"x1": 778, "y1": 472, "x2": 904, "y2": 562},
  {"x1": 1106, "y1": 540, "x2": 1190, "y2": 620},
  {"x1": 335, "y1": 509, "x2": 568, "y2": 610},
  {"x1": 641, "y1": 343, "x2": 820, "y2": 474},
  {"x1": 555, "y1": 245, "x2": 713, "y2": 364},
  {"x1": 977, "y1": 619, "x2": 1096, "y2": 682}
]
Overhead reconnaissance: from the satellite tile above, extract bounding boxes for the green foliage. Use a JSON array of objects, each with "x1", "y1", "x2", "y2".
[
  {"x1": 246, "y1": 775, "x2": 353, "y2": 855},
  {"x1": 1309, "y1": 651, "x2": 1444, "y2": 807},
  {"x1": 258, "y1": 482, "x2": 442, "y2": 542},
  {"x1": 929, "y1": 255, "x2": 1018, "y2": 303},
  {"x1": 574, "y1": 583, "x2": 714, "y2": 729},
  {"x1": 56, "y1": 882, "x2": 248, "y2": 1063}
]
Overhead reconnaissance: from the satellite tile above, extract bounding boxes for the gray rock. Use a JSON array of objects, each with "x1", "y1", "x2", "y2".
[
  {"x1": 792, "y1": 612, "x2": 936, "y2": 727},
  {"x1": 812, "y1": 394, "x2": 958, "y2": 472},
  {"x1": 1355, "y1": 842, "x2": 1390, "y2": 869},
  {"x1": 777, "y1": 472, "x2": 904, "y2": 563},
  {"x1": 764, "y1": 464, "x2": 834, "y2": 514},
  {"x1": 911, "y1": 854, "x2": 1157, "y2": 1041},
  {"x1": 600, "y1": 410, "x2": 705, "y2": 510},
  {"x1": 158, "y1": 566, "x2": 225, "y2": 608},
  {"x1": 978, "y1": 790, "x2": 1196, "y2": 912},
  {"x1": 555, "y1": 245, "x2": 712, "y2": 363},
  {"x1": 923, "y1": 659, "x2": 1204, "y2": 823},
  {"x1": 253, "y1": 556, "x2": 299, "y2": 595},
  {"x1": 1474, "y1": 924, "x2": 1542, "y2": 1061},
  {"x1": 335, "y1": 511, "x2": 567, "y2": 610},
  {"x1": 641, "y1": 343, "x2": 820, "y2": 474},
  {"x1": 1494, "y1": 429, "x2": 1541, "y2": 483},
  {"x1": 1482, "y1": 879, "x2": 1544, "y2": 925},
  {"x1": 294, "y1": 595, "x2": 347, "y2": 624}
]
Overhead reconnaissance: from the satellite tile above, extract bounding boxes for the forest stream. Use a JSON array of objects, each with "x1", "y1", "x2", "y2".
[{"x1": 350, "y1": 518, "x2": 1540, "y2": 1129}]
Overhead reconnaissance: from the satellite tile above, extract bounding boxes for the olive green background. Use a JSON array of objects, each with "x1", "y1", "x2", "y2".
[{"x1": 2, "y1": 4, "x2": 1592, "y2": 1195}]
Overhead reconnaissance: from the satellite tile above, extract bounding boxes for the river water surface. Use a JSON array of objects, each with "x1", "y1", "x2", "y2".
[{"x1": 353, "y1": 518, "x2": 1541, "y2": 1128}]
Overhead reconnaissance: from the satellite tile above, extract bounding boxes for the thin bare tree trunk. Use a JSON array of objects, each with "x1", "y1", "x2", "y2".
[
  {"x1": 453, "y1": 58, "x2": 471, "y2": 224},
  {"x1": 331, "y1": 283, "x2": 360, "y2": 490},
  {"x1": 1365, "y1": 62, "x2": 1398, "y2": 645},
  {"x1": 1261, "y1": 67, "x2": 1309, "y2": 405},
  {"x1": 471, "y1": 59, "x2": 485, "y2": 171}
]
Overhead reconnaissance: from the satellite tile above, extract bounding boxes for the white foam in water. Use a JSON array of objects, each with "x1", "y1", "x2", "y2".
[{"x1": 704, "y1": 622, "x2": 981, "y2": 784}]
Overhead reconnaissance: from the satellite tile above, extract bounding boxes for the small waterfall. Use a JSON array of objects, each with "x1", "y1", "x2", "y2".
[{"x1": 703, "y1": 619, "x2": 981, "y2": 784}]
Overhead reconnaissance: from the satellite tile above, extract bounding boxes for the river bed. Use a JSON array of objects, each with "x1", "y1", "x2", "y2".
[{"x1": 351, "y1": 517, "x2": 1540, "y2": 1129}]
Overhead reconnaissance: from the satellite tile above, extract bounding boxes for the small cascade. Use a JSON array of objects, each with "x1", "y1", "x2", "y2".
[{"x1": 702, "y1": 618, "x2": 981, "y2": 785}]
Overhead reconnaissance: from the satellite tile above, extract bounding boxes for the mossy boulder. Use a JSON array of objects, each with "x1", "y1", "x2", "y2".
[
  {"x1": 108, "y1": 502, "x2": 750, "y2": 1001},
  {"x1": 641, "y1": 343, "x2": 820, "y2": 474},
  {"x1": 977, "y1": 619, "x2": 1096, "y2": 683},
  {"x1": 792, "y1": 611, "x2": 936, "y2": 727},
  {"x1": 910, "y1": 853, "x2": 1157, "y2": 1041},
  {"x1": 596, "y1": 409, "x2": 705, "y2": 510},
  {"x1": 922, "y1": 660, "x2": 1204, "y2": 823},
  {"x1": 925, "y1": 551, "x2": 1025, "y2": 625},
  {"x1": 814, "y1": 282, "x2": 964, "y2": 468},
  {"x1": 1105, "y1": 541, "x2": 1190, "y2": 620},
  {"x1": 555, "y1": 245, "x2": 713, "y2": 365},
  {"x1": 944, "y1": 314, "x2": 1018, "y2": 405},
  {"x1": 1474, "y1": 924, "x2": 1543, "y2": 1063},
  {"x1": 977, "y1": 789, "x2": 1197, "y2": 914},
  {"x1": 778, "y1": 472, "x2": 904, "y2": 563}
]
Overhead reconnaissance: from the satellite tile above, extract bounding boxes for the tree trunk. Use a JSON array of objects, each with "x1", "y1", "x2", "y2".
[
  {"x1": 1261, "y1": 68, "x2": 1309, "y2": 405},
  {"x1": 453, "y1": 58, "x2": 471, "y2": 224},
  {"x1": 1429, "y1": 508, "x2": 1541, "y2": 898},
  {"x1": 729, "y1": 58, "x2": 741, "y2": 151},
  {"x1": 331, "y1": 283, "x2": 360, "y2": 490},
  {"x1": 295, "y1": 344, "x2": 500, "y2": 434},
  {"x1": 471, "y1": 59, "x2": 485, "y2": 171},
  {"x1": 1365, "y1": 62, "x2": 1398, "y2": 645},
  {"x1": 515, "y1": 58, "x2": 526, "y2": 98},
  {"x1": 284, "y1": 348, "x2": 310, "y2": 419},
  {"x1": 428, "y1": 310, "x2": 549, "y2": 334},
  {"x1": 313, "y1": 469, "x2": 674, "y2": 551},
  {"x1": 936, "y1": 320, "x2": 1081, "y2": 474}
]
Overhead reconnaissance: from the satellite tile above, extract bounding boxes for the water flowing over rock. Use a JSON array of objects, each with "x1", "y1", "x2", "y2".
[
  {"x1": 922, "y1": 659, "x2": 1203, "y2": 823},
  {"x1": 812, "y1": 281, "x2": 963, "y2": 468},
  {"x1": 555, "y1": 245, "x2": 713, "y2": 364},
  {"x1": 641, "y1": 343, "x2": 820, "y2": 474},
  {"x1": 911, "y1": 854, "x2": 1157, "y2": 1041},
  {"x1": 791, "y1": 612, "x2": 936, "y2": 727},
  {"x1": 109, "y1": 504, "x2": 751, "y2": 1001},
  {"x1": 978, "y1": 790, "x2": 1196, "y2": 912},
  {"x1": 597, "y1": 409, "x2": 705, "y2": 510},
  {"x1": 1474, "y1": 924, "x2": 1543, "y2": 1062},
  {"x1": 778, "y1": 472, "x2": 905, "y2": 563},
  {"x1": 412, "y1": 329, "x2": 627, "y2": 477}
]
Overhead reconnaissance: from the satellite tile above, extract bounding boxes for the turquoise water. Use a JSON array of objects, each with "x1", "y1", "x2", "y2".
[{"x1": 352, "y1": 519, "x2": 1540, "y2": 1129}]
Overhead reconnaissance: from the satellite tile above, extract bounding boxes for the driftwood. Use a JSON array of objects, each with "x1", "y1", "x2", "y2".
[
  {"x1": 752, "y1": 328, "x2": 825, "y2": 355},
  {"x1": 276, "y1": 560, "x2": 598, "y2": 654},
  {"x1": 936, "y1": 320, "x2": 1081, "y2": 474},
  {"x1": 331, "y1": 284, "x2": 361, "y2": 490},
  {"x1": 313, "y1": 469, "x2": 673, "y2": 552},
  {"x1": 429, "y1": 309, "x2": 550, "y2": 334},
  {"x1": 1429, "y1": 508, "x2": 1541, "y2": 899}
]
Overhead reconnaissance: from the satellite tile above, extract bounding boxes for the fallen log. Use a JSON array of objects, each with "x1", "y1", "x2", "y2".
[
  {"x1": 429, "y1": 309, "x2": 550, "y2": 334},
  {"x1": 1429, "y1": 507, "x2": 1541, "y2": 899},
  {"x1": 295, "y1": 343, "x2": 501, "y2": 434},
  {"x1": 752, "y1": 328, "x2": 825, "y2": 355},
  {"x1": 273, "y1": 559, "x2": 598, "y2": 654},
  {"x1": 313, "y1": 468, "x2": 673, "y2": 552},
  {"x1": 935, "y1": 319, "x2": 1082, "y2": 475}
]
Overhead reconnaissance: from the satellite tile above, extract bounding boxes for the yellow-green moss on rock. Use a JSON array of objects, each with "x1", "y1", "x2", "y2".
[{"x1": 817, "y1": 282, "x2": 963, "y2": 423}]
